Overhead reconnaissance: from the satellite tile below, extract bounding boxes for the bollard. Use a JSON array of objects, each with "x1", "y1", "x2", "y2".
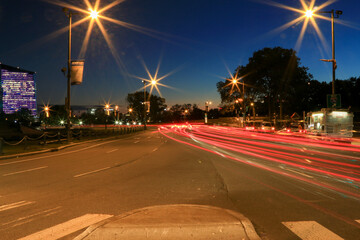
[
  {"x1": 79, "y1": 130, "x2": 82, "y2": 140},
  {"x1": 0, "y1": 137, "x2": 3, "y2": 155},
  {"x1": 44, "y1": 134, "x2": 47, "y2": 145},
  {"x1": 58, "y1": 131, "x2": 61, "y2": 143}
]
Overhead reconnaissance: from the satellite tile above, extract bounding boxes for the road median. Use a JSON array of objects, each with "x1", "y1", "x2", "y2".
[{"x1": 74, "y1": 204, "x2": 261, "y2": 240}]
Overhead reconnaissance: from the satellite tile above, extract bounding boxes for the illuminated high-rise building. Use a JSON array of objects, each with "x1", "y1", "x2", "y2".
[{"x1": 0, "y1": 63, "x2": 37, "y2": 116}]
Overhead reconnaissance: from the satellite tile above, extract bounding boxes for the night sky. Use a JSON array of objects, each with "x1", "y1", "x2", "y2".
[{"x1": 1, "y1": 0, "x2": 360, "y2": 111}]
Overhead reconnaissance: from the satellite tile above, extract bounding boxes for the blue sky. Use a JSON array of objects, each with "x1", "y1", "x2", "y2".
[{"x1": 1, "y1": 0, "x2": 360, "y2": 111}]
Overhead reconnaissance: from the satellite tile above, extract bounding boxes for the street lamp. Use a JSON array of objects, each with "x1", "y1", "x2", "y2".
[
  {"x1": 306, "y1": 9, "x2": 342, "y2": 96},
  {"x1": 143, "y1": 80, "x2": 147, "y2": 130},
  {"x1": 105, "y1": 104, "x2": 110, "y2": 116},
  {"x1": 115, "y1": 105, "x2": 119, "y2": 121},
  {"x1": 205, "y1": 101, "x2": 212, "y2": 124},
  {"x1": 63, "y1": 8, "x2": 98, "y2": 141},
  {"x1": 184, "y1": 109, "x2": 189, "y2": 122},
  {"x1": 250, "y1": 102, "x2": 255, "y2": 124},
  {"x1": 142, "y1": 79, "x2": 157, "y2": 130},
  {"x1": 44, "y1": 106, "x2": 50, "y2": 118}
]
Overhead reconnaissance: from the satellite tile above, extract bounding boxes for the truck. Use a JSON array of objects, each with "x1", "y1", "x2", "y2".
[{"x1": 305, "y1": 108, "x2": 354, "y2": 138}]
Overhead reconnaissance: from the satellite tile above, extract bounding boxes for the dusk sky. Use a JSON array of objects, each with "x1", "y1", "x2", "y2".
[{"x1": 1, "y1": 0, "x2": 360, "y2": 111}]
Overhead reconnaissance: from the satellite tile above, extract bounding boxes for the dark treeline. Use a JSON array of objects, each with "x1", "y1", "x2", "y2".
[{"x1": 217, "y1": 47, "x2": 360, "y2": 120}]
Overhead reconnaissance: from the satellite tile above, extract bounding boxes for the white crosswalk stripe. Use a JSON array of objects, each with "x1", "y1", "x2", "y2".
[
  {"x1": 356, "y1": 220, "x2": 360, "y2": 224},
  {"x1": 18, "y1": 214, "x2": 113, "y2": 240},
  {"x1": 0, "y1": 201, "x2": 34, "y2": 212},
  {"x1": 282, "y1": 221, "x2": 344, "y2": 240}
]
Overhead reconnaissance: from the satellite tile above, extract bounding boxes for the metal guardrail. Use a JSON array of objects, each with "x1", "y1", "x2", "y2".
[{"x1": 0, "y1": 126, "x2": 144, "y2": 155}]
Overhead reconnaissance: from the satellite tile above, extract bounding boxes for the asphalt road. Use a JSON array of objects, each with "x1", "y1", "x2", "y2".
[{"x1": 0, "y1": 125, "x2": 359, "y2": 239}]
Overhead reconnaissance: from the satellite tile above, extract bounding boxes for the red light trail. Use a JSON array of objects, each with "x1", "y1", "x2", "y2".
[{"x1": 158, "y1": 124, "x2": 360, "y2": 201}]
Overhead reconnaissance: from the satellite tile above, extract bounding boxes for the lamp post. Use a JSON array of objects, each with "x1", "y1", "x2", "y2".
[
  {"x1": 250, "y1": 102, "x2": 255, "y2": 125},
  {"x1": 115, "y1": 105, "x2": 119, "y2": 121},
  {"x1": 205, "y1": 101, "x2": 212, "y2": 124},
  {"x1": 184, "y1": 109, "x2": 189, "y2": 122},
  {"x1": 63, "y1": 8, "x2": 73, "y2": 141},
  {"x1": 308, "y1": 9, "x2": 342, "y2": 95},
  {"x1": 63, "y1": 8, "x2": 98, "y2": 141},
  {"x1": 44, "y1": 106, "x2": 50, "y2": 118},
  {"x1": 143, "y1": 80, "x2": 147, "y2": 130}
]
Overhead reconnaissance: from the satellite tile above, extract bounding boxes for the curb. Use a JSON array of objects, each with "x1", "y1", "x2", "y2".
[
  {"x1": 74, "y1": 204, "x2": 261, "y2": 240},
  {"x1": 0, "y1": 130, "x2": 147, "y2": 161}
]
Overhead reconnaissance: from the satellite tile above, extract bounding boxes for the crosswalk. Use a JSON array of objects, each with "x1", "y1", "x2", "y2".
[
  {"x1": 282, "y1": 221, "x2": 344, "y2": 240},
  {"x1": 18, "y1": 214, "x2": 113, "y2": 240},
  {"x1": 0, "y1": 200, "x2": 359, "y2": 239},
  {"x1": 0, "y1": 201, "x2": 112, "y2": 240}
]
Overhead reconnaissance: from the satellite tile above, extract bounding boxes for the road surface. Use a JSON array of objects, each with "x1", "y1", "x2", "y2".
[{"x1": 0, "y1": 125, "x2": 359, "y2": 239}]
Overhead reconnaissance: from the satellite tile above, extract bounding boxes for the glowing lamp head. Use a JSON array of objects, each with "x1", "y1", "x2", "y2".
[
  {"x1": 90, "y1": 10, "x2": 98, "y2": 19},
  {"x1": 105, "y1": 104, "x2": 110, "y2": 109},
  {"x1": 232, "y1": 79, "x2": 238, "y2": 84},
  {"x1": 44, "y1": 107, "x2": 49, "y2": 111},
  {"x1": 129, "y1": 108, "x2": 133, "y2": 112},
  {"x1": 151, "y1": 80, "x2": 157, "y2": 85},
  {"x1": 305, "y1": 10, "x2": 313, "y2": 18}
]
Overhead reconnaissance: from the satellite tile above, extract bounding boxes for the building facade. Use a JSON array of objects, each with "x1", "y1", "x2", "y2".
[{"x1": 0, "y1": 64, "x2": 37, "y2": 116}]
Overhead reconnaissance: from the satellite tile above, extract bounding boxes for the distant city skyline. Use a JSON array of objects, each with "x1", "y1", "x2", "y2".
[{"x1": 1, "y1": 0, "x2": 360, "y2": 111}]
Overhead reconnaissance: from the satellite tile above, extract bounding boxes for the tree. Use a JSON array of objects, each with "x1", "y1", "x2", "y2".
[
  {"x1": 8, "y1": 108, "x2": 34, "y2": 127},
  {"x1": 126, "y1": 91, "x2": 167, "y2": 123},
  {"x1": 217, "y1": 47, "x2": 313, "y2": 118}
]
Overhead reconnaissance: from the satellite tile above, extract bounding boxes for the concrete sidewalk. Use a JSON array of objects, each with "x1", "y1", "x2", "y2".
[{"x1": 74, "y1": 204, "x2": 261, "y2": 240}]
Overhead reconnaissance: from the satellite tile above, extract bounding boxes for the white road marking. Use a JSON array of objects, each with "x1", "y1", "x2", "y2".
[
  {"x1": 0, "y1": 139, "x2": 121, "y2": 166},
  {"x1": 152, "y1": 147, "x2": 158, "y2": 152},
  {"x1": 1, "y1": 207, "x2": 62, "y2": 227},
  {"x1": 0, "y1": 201, "x2": 34, "y2": 212},
  {"x1": 74, "y1": 167, "x2": 111, "y2": 178},
  {"x1": 356, "y1": 220, "x2": 360, "y2": 224},
  {"x1": 106, "y1": 149, "x2": 118, "y2": 154},
  {"x1": 2, "y1": 166, "x2": 48, "y2": 176},
  {"x1": 282, "y1": 221, "x2": 343, "y2": 240},
  {"x1": 134, "y1": 141, "x2": 140, "y2": 143},
  {"x1": 18, "y1": 214, "x2": 113, "y2": 240}
]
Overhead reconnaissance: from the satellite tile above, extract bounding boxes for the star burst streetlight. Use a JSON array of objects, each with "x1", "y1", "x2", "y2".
[
  {"x1": 132, "y1": 59, "x2": 175, "y2": 130},
  {"x1": 268, "y1": 0, "x2": 342, "y2": 96}
]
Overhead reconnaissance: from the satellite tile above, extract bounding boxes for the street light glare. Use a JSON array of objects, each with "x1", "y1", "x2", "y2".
[
  {"x1": 232, "y1": 79, "x2": 238, "y2": 84},
  {"x1": 151, "y1": 80, "x2": 157, "y2": 85},
  {"x1": 90, "y1": 10, "x2": 99, "y2": 19},
  {"x1": 305, "y1": 10, "x2": 313, "y2": 18}
]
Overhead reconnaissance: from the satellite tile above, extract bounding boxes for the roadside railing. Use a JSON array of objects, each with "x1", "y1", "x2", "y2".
[{"x1": 0, "y1": 126, "x2": 144, "y2": 155}]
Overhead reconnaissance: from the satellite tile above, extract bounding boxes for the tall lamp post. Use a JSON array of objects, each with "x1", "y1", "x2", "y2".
[
  {"x1": 307, "y1": 9, "x2": 342, "y2": 95},
  {"x1": 142, "y1": 79, "x2": 157, "y2": 130},
  {"x1": 63, "y1": 8, "x2": 98, "y2": 141},
  {"x1": 63, "y1": 8, "x2": 73, "y2": 141},
  {"x1": 143, "y1": 80, "x2": 147, "y2": 130},
  {"x1": 205, "y1": 101, "x2": 212, "y2": 124},
  {"x1": 250, "y1": 102, "x2": 255, "y2": 125}
]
